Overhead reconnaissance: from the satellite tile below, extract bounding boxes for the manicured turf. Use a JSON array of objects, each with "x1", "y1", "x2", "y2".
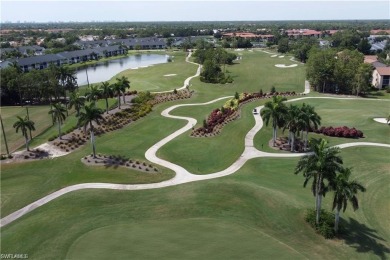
[
  {"x1": 254, "y1": 98, "x2": 390, "y2": 151},
  {"x1": 0, "y1": 98, "x2": 118, "y2": 153},
  {"x1": 1, "y1": 48, "x2": 389, "y2": 259},
  {"x1": 2, "y1": 147, "x2": 388, "y2": 259},
  {"x1": 66, "y1": 219, "x2": 304, "y2": 259},
  {"x1": 0, "y1": 106, "x2": 53, "y2": 153}
]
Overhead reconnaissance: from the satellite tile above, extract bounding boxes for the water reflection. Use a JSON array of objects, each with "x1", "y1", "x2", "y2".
[{"x1": 76, "y1": 54, "x2": 168, "y2": 86}]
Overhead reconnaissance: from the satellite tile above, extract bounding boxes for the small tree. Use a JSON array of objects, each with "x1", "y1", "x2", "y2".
[
  {"x1": 77, "y1": 103, "x2": 105, "y2": 158},
  {"x1": 100, "y1": 81, "x2": 114, "y2": 114},
  {"x1": 330, "y1": 167, "x2": 366, "y2": 233},
  {"x1": 270, "y1": 86, "x2": 276, "y2": 94},
  {"x1": 259, "y1": 89, "x2": 263, "y2": 96},
  {"x1": 234, "y1": 92, "x2": 240, "y2": 100},
  {"x1": 68, "y1": 91, "x2": 85, "y2": 117},
  {"x1": 13, "y1": 116, "x2": 35, "y2": 151},
  {"x1": 49, "y1": 103, "x2": 67, "y2": 140}
]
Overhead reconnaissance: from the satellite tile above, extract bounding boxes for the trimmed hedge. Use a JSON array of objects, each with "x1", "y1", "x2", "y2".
[{"x1": 311, "y1": 126, "x2": 363, "y2": 138}]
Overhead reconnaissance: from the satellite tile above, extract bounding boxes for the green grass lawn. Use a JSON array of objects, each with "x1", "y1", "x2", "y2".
[
  {"x1": 1, "y1": 106, "x2": 53, "y2": 154},
  {"x1": 2, "y1": 147, "x2": 388, "y2": 259},
  {"x1": 254, "y1": 98, "x2": 390, "y2": 151},
  {"x1": 0, "y1": 98, "x2": 118, "y2": 153},
  {"x1": 1, "y1": 48, "x2": 389, "y2": 259}
]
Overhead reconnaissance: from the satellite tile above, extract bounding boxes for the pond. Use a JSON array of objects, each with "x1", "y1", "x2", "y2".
[{"x1": 76, "y1": 53, "x2": 169, "y2": 86}]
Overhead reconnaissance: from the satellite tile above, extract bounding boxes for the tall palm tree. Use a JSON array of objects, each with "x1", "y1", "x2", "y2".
[
  {"x1": 331, "y1": 167, "x2": 366, "y2": 233},
  {"x1": 49, "y1": 103, "x2": 67, "y2": 140},
  {"x1": 68, "y1": 91, "x2": 85, "y2": 117},
  {"x1": 100, "y1": 81, "x2": 114, "y2": 114},
  {"x1": 294, "y1": 138, "x2": 343, "y2": 225},
  {"x1": 112, "y1": 83, "x2": 123, "y2": 109},
  {"x1": 261, "y1": 95, "x2": 287, "y2": 147},
  {"x1": 115, "y1": 76, "x2": 130, "y2": 104},
  {"x1": 299, "y1": 103, "x2": 321, "y2": 150},
  {"x1": 283, "y1": 104, "x2": 301, "y2": 152},
  {"x1": 85, "y1": 85, "x2": 101, "y2": 103},
  {"x1": 77, "y1": 103, "x2": 105, "y2": 158},
  {"x1": 13, "y1": 116, "x2": 35, "y2": 151}
]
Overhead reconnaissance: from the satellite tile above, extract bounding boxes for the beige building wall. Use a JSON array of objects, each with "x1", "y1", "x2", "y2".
[{"x1": 371, "y1": 70, "x2": 383, "y2": 89}]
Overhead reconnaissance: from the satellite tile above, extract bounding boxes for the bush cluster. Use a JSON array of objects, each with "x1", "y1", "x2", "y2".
[
  {"x1": 150, "y1": 89, "x2": 192, "y2": 105},
  {"x1": 305, "y1": 209, "x2": 335, "y2": 239},
  {"x1": 194, "y1": 91, "x2": 299, "y2": 137},
  {"x1": 312, "y1": 126, "x2": 363, "y2": 138}
]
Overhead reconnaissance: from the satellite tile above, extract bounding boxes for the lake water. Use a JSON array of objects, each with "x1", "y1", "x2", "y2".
[{"x1": 76, "y1": 53, "x2": 169, "y2": 86}]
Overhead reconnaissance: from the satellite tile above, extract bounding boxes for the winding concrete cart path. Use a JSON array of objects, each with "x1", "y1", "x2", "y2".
[{"x1": 2, "y1": 83, "x2": 390, "y2": 227}]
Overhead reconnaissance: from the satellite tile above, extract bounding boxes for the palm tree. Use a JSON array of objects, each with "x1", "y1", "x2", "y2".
[
  {"x1": 85, "y1": 85, "x2": 101, "y2": 103},
  {"x1": 283, "y1": 104, "x2": 301, "y2": 152},
  {"x1": 13, "y1": 116, "x2": 35, "y2": 151},
  {"x1": 49, "y1": 103, "x2": 67, "y2": 140},
  {"x1": 100, "y1": 81, "x2": 114, "y2": 114},
  {"x1": 115, "y1": 76, "x2": 130, "y2": 105},
  {"x1": 331, "y1": 167, "x2": 366, "y2": 233},
  {"x1": 299, "y1": 103, "x2": 321, "y2": 150},
  {"x1": 68, "y1": 91, "x2": 85, "y2": 117},
  {"x1": 294, "y1": 138, "x2": 343, "y2": 225},
  {"x1": 112, "y1": 83, "x2": 123, "y2": 109},
  {"x1": 77, "y1": 103, "x2": 105, "y2": 158},
  {"x1": 261, "y1": 95, "x2": 287, "y2": 147}
]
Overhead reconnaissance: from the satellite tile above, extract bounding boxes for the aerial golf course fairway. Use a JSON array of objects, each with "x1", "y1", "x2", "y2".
[{"x1": 1, "y1": 50, "x2": 389, "y2": 259}]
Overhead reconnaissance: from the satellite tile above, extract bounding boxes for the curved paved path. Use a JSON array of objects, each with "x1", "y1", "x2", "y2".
[
  {"x1": 151, "y1": 51, "x2": 202, "y2": 94},
  {"x1": 2, "y1": 88, "x2": 390, "y2": 227}
]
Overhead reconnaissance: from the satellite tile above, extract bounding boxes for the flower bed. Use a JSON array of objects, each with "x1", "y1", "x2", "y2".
[
  {"x1": 150, "y1": 89, "x2": 193, "y2": 105},
  {"x1": 311, "y1": 126, "x2": 364, "y2": 138},
  {"x1": 81, "y1": 154, "x2": 160, "y2": 173},
  {"x1": 192, "y1": 91, "x2": 298, "y2": 137}
]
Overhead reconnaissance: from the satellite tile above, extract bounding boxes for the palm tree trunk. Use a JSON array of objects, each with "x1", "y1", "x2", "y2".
[
  {"x1": 117, "y1": 95, "x2": 121, "y2": 109},
  {"x1": 334, "y1": 209, "x2": 340, "y2": 233},
  {"x1": 90, "y1": 122, "x2": 96, "y2": 158},
  {"x1": 315, "y1": 177, "x2": 322, "y2": 225},
  {"x1": 272, "y1": 127, "x2": 276, "y2": 147},
  {"x1": 291, "y1": 133, "x2": 295, "y2": 152},
  {"x1": 305, "y1": 130, "x2": 309, "y2": 150},
  {"x1": 105, "y1": 98, "x2": 109, "y2": 114},
  {"x1": 58, "y1": 121, "x2": 62, "y2": 140},
  {"x1": 122, "y1": 93, "x2": 126, "y2": 105},
  {"x1": 25, "y1": 135, "x2": 29, "y2": 151}
]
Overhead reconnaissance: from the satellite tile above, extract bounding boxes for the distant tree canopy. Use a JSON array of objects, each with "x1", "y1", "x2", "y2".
[{"x1": 306, "y1": 48, "x2": 371, "y2": 95}]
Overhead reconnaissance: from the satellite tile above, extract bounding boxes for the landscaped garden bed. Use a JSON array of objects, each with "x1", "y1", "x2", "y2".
[
  {"x1": 81, "y1": 154, "x2": 160, "y2": 173},
  {"x1": 50, "y1": 90, "x2": 190, "y2": 153},
  {"x1": 150, "y1": 88, "x2": 193, "y2": 105},
  {"x1": 191, "y1": 91, "x2": 298, "y2": 137},
  {"x1": 311, "y1": 126, "x2": 364, "y2": 138}
]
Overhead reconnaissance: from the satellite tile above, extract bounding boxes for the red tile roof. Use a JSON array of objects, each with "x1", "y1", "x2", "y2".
[
  {"x1": 364, "y1": 55, "x2": 378, "y2": 64},
  {"x1": 371, "y1": 29, "x2": 390, "y2": 35},
  {"x1": 376, "y1": 67, "x2": 390, "y2": 76}
]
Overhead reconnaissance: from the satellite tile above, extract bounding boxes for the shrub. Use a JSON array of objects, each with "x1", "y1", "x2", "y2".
[{"x1": 305, "y1": 209, "x2": 335, "y2": 239}]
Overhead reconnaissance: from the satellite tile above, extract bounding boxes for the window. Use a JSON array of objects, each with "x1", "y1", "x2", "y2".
[{"x1": 383, "y1": 75, "x2": 390, "y2": 87}]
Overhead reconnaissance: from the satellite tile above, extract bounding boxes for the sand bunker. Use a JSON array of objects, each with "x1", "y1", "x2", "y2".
[
  {"x1": 373, "y1": 118, "x2": 389, "y2": 124},
  {"x1": 279, "y1": 55, "x2": 285, "y2": 58},
  {"x1": 271, "y1": 55, "x2": 278, "y2": 57},
  {"x1": 275, "y1": 64, "x2": 298, "y2": 68},
  {"x1": 164, "y1": 74, "x2": 177, "y2": 77},
  {"x1": 235, "y1": 48, "x2": 244, "y2": 51}
]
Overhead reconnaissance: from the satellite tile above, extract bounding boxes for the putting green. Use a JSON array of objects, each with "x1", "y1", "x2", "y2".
[{"x1": 66, "y1": 218, "x2": 305, "y2": 259}]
